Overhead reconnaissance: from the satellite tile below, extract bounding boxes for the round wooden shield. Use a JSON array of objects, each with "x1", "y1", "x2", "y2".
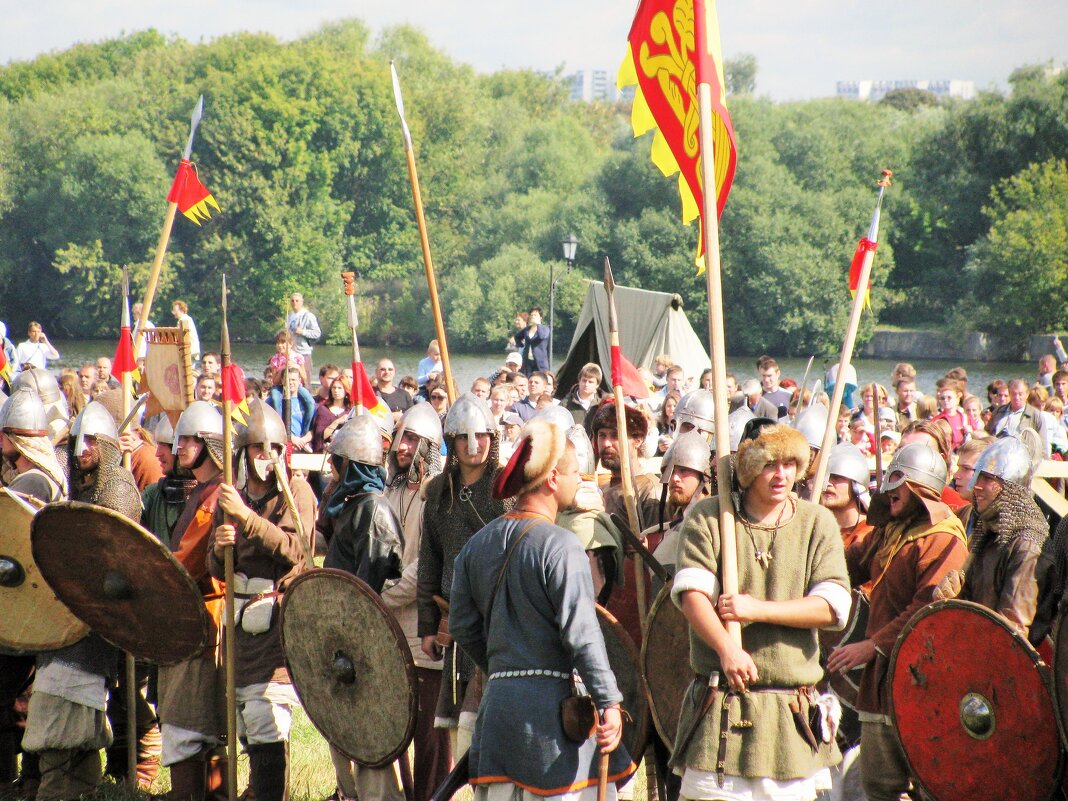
[
  {"x1": 640, "y1": 582, "x2": 691, "y2": 744},
  {"x1": 818, "y1": 589, "x2": 870, "y2": 709},
  {"x1": 30, "y1": 501, "x2": 208, "y2": 665},
  {"x1": 889, "y1": 599, "x2": 1061, "y2": 801},
  {"x1": 0, "y1": 489, "x2": 88, "y2": 653},
  {"x1": 280, "y1": 569, "x2": 417, "y2": 768},
  {"x1": 597, "y1": 603, "x2": 650, "y2": 768}
]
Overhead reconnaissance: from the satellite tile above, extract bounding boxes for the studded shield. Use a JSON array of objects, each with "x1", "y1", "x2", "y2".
[
  {"x1": 889, "y1": 599, "x2": 1061, "y2": 801},
  {"x1": 639, "y1": 582, "x2": 691, "y2": 744},
  {"x1": 280, "y1": 569, "x2": 417, "y2": 767}
]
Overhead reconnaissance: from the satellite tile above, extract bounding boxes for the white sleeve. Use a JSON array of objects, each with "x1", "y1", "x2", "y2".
[
  {"x1": 671, "y1": 567, "x2": 720, "y2": 609},
  {"x1": 807, "y1": 580, "x2": 852, "y2": 631}
]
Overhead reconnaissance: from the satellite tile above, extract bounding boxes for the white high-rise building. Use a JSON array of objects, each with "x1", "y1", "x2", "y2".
[{"x1": 836, "y1": 79, "x2": 976, "y2": 102}]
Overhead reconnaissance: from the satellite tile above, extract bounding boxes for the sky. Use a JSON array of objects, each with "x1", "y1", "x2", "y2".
[{"x1": 2, "y1": 1, "x2": 1066, "y2": 101}]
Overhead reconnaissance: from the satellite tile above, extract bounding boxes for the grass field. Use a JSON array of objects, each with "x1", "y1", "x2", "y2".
[{"x1": 5, "y1": 708, "x2": 651, "y2": 801}]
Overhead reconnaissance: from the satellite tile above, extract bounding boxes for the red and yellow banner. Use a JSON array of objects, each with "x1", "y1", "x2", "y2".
[
  {"x1": 221, "y1": 363, "x2": 250, "y2": 424},
  {"x1": 618, "y1": 0, "x2": 736, "y2": 272},
  {"x1": 849, "y1": 237, "x2": 877, "y2": 310},
  {"x1": 351, "y1": 362, "x2": 390, "y2": 418},
  {"x1": 167, "y1": 159, "x2": 221, "y2": 225}
]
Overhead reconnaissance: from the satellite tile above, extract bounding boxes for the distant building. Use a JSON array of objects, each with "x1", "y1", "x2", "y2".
[
  {"x1": 836, "y1": 79, "x2": 976, "y2": 102},
  {"x1": 566, "y1": 69, "x2": 634, "y2": 103}
]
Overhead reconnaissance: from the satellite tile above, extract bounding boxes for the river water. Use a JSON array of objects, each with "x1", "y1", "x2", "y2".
[{"x1": 47, "y1": 340, "x2": 1032, "y2": 397}]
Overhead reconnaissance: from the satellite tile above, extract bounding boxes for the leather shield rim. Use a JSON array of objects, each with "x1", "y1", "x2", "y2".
[
  {"x1": 639, "y1": 582, "x2": 688, "y2": 744},
  {"x1": 596, "y1": 602, "x2": 651, "y2": 767},
  {"x1": 280, "y1": 568, "x2": 417, "y2": 768},
  {"x1": 29, "y1": 501, "x2": 209, "y2": 664},
  {"x1": 887, "y1": 598, "x2": 1062, "y2": 801}
]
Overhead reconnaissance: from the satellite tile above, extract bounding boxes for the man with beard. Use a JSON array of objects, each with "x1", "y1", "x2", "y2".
[
  {"x1": 827, "y1": 443, "x2": 967, "y2": 801},
  {"x1": 321, "y1": 413, "x2": 405, "y2": 801},
  {"x1": 418, "y1": 394, "x2": 510, "y2": 758},
  {"x1": 22, "y1": 401, "x2": 140, "y2": 801},
  {"x1": 935, "y1": 435, "x2": 1055, "y2": 645},
  {"x1": 381, "y1": 404, "x2": 449, "y2": 801},
  {"x1": 207, "y1": 399, "x2": 314, "y2": 801},
  {"x1": 449, "y1": 417, "x2": 634, "y2": 799},
  {"x1": 589, "y1": 400, "x2": 661, "y2": 647},
  {"x1": 158, "y1": 401, "x2": 230, "y2": 801}
]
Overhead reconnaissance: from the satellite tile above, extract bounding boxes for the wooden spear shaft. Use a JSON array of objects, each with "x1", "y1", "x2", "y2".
[
  {"x1": 808, "y1": 172, "x2": 892, "y2": 502},
  {"x1": 696, "y1": 81, "x2": 741, "y2": 646},
  {"x1": 118, "y1": 267, "x2": 139, "y2": 790},
  {"x1": 603, "y1": 259, "x2": 648, "y2": 632},
  {"x1": 220, "y1": 276, "x2": 238, "y2": 801},
  {"x1": 392, "y1": 63, "x2": 456, "y2": 403}
]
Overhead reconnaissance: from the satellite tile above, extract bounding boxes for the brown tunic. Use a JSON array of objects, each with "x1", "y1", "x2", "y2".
[
  {"x1": 845, "y1": 508, "x2": 967, "y2": 714},
  {"x1": 207, "y1": 477, "x2": 315, "y2": 685}
]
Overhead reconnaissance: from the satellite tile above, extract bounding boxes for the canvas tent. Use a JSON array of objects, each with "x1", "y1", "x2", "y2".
[{"x1": 554, "y1": 280, "x2": 710, "y2": 397}]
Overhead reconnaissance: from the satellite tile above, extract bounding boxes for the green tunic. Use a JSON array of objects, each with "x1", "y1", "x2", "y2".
[{"x1": 671, "y1": 496, "x2": 848, "y2": 781}]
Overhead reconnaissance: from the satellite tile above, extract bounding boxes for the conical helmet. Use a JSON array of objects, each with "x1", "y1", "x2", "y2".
[
  {"x1": 675, "y1": 389, "x2": 715, "y2": 439},
  {"x1": 235, "y1": 397, "x2": 288, "y2": 452},
  {"x1": 968, "y1": 435, "x2": 1035, "y2": 489},
  {"x1": 331, "y1": 414, "x2": 385, "y2": 466},
  {"x1": 0, "y1": 387, "x2": 49, "y2": 436},
  {"x1": 443, "y1": 393, "x2": 496, "y2": 455},
  {"x1": 70, "y1": 401, "x2": 119, "y2": 456},
  {"x1": 661, "y1": 430, "x2": 713, "y2": 485},
  {"x1": 792, "y1": 405, "x2": 829, "y2": 450},
  {"x1": 880, "y1": 442, "x2": 947, "y2": 496}
]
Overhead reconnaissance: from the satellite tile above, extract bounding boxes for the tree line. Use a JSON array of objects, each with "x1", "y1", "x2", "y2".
[{"x1": 0, "y1": 22, "x2": 1065, "y2": 356}]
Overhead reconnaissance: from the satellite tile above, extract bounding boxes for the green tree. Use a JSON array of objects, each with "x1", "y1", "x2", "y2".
[{"x1": 967, "y1": 159, "x2": 1068, "y2": 348}]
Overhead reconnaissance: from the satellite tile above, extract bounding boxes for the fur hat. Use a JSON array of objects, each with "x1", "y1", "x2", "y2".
[
  {"x1": 735, "y1": 424, "x2": 810, "y2": 489},
  {"x1": 493, "y1": 418, "x2": 568, "y2": 499},
  {"x1": 589, "y1": 398, "x2": 649, "y2": 442}
]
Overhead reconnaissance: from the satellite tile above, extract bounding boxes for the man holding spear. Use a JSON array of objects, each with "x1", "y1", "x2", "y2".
[{"x1": 208, "y1": 398, "x2": 315, "y2": 801}]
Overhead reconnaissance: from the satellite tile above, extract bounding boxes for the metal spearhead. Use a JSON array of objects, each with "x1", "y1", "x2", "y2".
[
  {"x1": 603, "y1": 257, "x2": 618, "y2": 333},
  {"x1": 182, "y1": 95, "x2": 204, "y2": 160},
  {"x1": 120, "y1": 266, "x2": 131, "y2": 328},
  {"x1": 390, "y1": 62, "x2": 413, "y2": 152},
  {"x1": 220, "y1": 274, "x2": 231, "y2": 355}
]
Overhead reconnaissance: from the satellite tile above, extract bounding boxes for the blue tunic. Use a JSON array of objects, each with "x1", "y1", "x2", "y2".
[{"x1": 450, "y1": 513, "x2": 635, "y2": 795}]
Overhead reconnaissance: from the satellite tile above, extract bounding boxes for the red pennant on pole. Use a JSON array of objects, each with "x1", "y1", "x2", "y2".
[{"x1": 167, "y1": 159, "x2": 221, "y2": 225}]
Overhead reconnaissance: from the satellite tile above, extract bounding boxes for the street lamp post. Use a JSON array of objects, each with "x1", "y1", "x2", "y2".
[{"x1": 551, "y1": 233, "x2": 578, "y2": 368}]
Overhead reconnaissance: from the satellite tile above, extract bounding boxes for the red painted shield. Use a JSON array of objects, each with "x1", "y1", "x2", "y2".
[
  {"x1": 889, "y1": 600, "x2": 1061, "y2": 801},
  {"x1": 1052, "y1": 613, "x2": 1068, "y2": 747}
]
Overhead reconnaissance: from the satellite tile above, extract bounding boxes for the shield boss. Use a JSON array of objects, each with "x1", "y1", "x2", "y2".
[
  {"x1": 31, "y1": 501, "x2": 208, "y2": 664},
  {"x1": 640, "y1": 583, "x2": 690, "y2": 744},
  {"x1": 281, "y1": 569, "x2": 416, "y2": 767},
  {"x1": 0, "y1": 489, "x2": 88, "y2": 653},
  {"x1": 597, "y1": 604, "x2": 650, "y2": 767},
  {"x1": 889, "y1": 599, "x2": 1060, "y2": 801}
]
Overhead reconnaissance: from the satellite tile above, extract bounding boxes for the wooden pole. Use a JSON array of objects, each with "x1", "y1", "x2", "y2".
[
  {"x1": 135, "y1": 97, "x2": 205, "y2": 356},
  {"x1": 602, "y1": 259, "x2": 648, "y2": 632},
  {"x1": 341, "y1": 272, "x2": 365, "y2": 415},
  {"x1": 219, "y1": 276, "x2": 238, "y2": 801},
  {"x1": 695, "y1": 80, "x2": 741, "y2": 646},
  {"x1": 808, "y1": 171, "x2": 892, "y2": 502},
  {"x1": 117, "y1": 267, "x2": 139, "y2": 790},
  {"x1": 391, "y1": 63, "x2": 456, "y2": 403},
  {"x1": 269, "y1": 451, "x2": 314, "y2": 568},
  {"x1": 872, "y1": 380, "x2": 884, "y2": 487}
]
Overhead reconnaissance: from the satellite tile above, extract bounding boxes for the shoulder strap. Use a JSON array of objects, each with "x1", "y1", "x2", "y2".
[{"x1": 486, "y1": 517, "x2": 541, "y2": 631}]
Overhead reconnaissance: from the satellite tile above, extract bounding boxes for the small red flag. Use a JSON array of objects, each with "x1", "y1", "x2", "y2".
[
  {"x1": 112, "y1": 325, "x2": 137, "y2": 377},
  {"x1": 167, "y1": 159, "x2": 221, "y2": 225},
  {"x1": 222, "y1": 363, "x2": 249, "y2": 423},
  {"x1": 609, "y1": 345, "x2": 651, "y2": 399},
  {"x1": 849, "y1": 237, "x2": 877, "y2": 308}
]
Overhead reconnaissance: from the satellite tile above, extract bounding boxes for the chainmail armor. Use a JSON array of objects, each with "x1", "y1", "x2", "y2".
[
  {"x1": 70, "y1": 438, "x2": 143, "y2": 524},
  {"x1": 969, "y1": 481, "x2": 1048, "y2": 554}
]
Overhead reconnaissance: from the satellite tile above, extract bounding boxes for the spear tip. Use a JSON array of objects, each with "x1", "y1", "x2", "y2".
[{"x1": 603, "y1": 256, "x2": 615, "y2": 293}]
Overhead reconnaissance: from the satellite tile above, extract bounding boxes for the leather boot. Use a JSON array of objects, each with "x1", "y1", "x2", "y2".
[
  {"x1": 206, "y1": 751, "x2": 230, "y2": 801},
  {"x1": 168, "y1": 757, "x2": 206, "y2": 801},
  {"x1": 137, "y1": 724, "x2": 163, "y2": 790},
  {"x1": 247, "y1": 743, "x2": 287, "y2": 801}
]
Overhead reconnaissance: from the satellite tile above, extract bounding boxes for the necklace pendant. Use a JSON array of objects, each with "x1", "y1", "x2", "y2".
[
  {"x1": 756, "y1": 550, "x2": 773, "y2": 568},
  {"x1": 459, "y1": 486, "x2": 473, "y2": 503}
]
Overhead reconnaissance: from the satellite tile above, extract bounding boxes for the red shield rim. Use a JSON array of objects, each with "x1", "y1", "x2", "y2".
[{"x1": 889, "y1": 599, "x2": 1061, "y2": 801}]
